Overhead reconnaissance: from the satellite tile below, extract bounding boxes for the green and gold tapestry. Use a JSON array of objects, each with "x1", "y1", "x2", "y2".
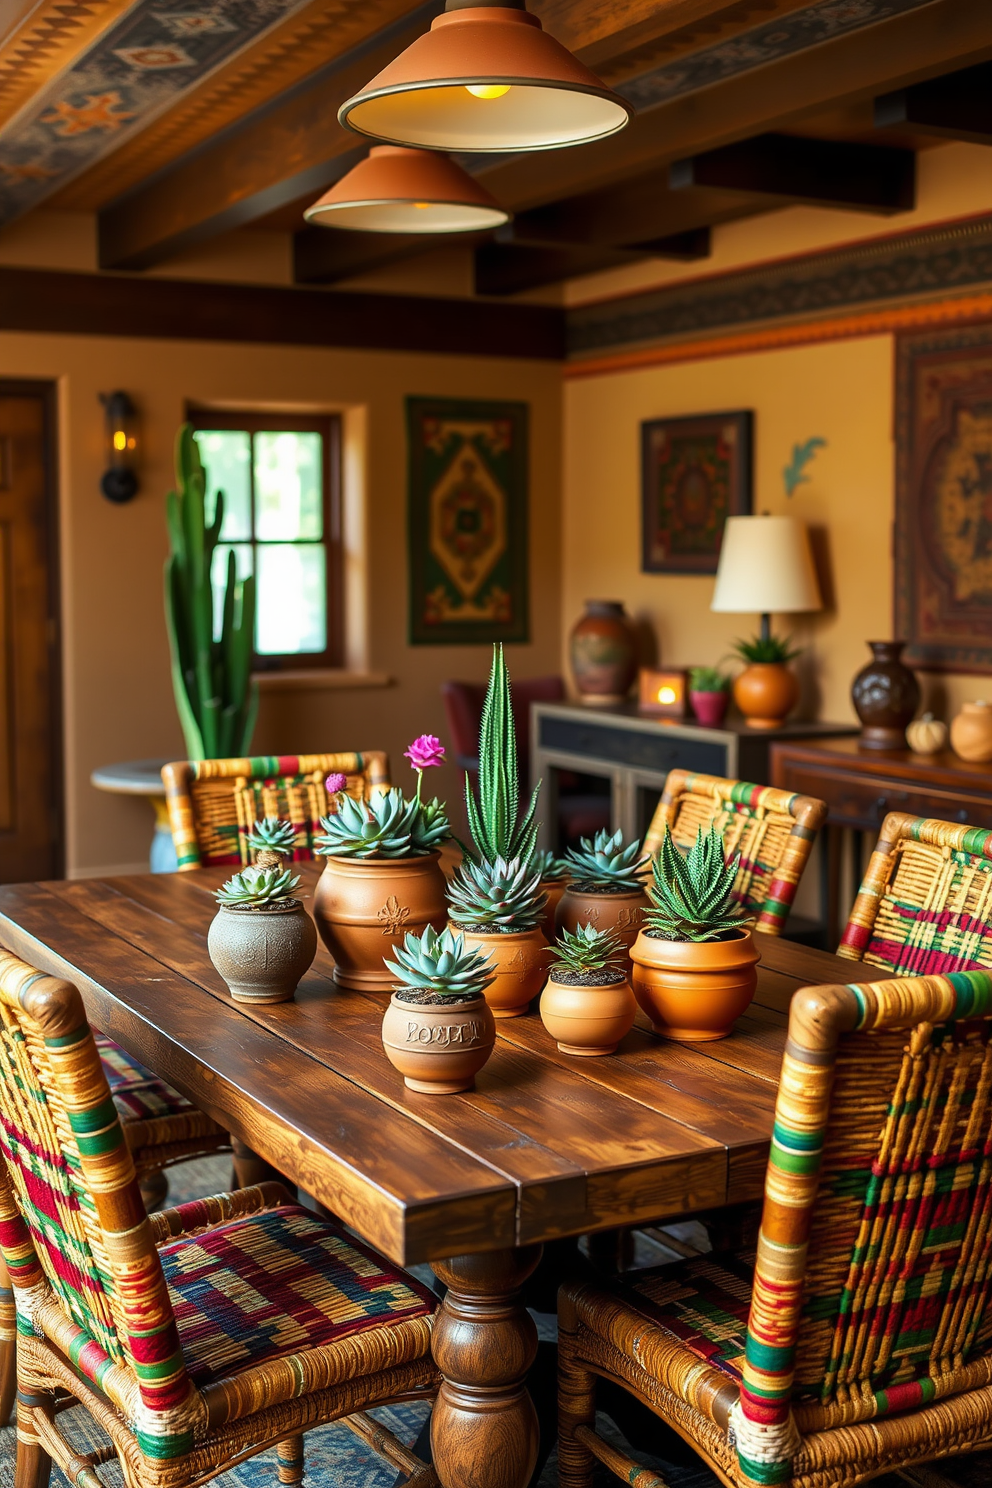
[{"x1": 407, "y1": 396, "x2": 529, "y2": 645}]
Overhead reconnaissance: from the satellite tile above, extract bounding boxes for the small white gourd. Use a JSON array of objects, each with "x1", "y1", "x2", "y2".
[{"x1": 905, "y1": 712, "x2": 948, "y2": 755}]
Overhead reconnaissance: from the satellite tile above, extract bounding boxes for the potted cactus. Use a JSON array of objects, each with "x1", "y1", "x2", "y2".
[
  {"x1": 555, "y1": 828, "x2": 650, "y2": 968},
  {"x1": 312, "y1": 741, "x2": 450, "y2": 991},
  {"x1": 380, "y1": 926, "x2": 496, "y2": 1094},
  {"x1": 247, "y1": 815, "x2": 297, "y2": 868},
  {"x1": 208, "y1": 865, "x2": 317, "y2": 1004},
  {"x1": 540, "y1": 924, "x2": 635, "y2": 1057},
  {"x1": 534, "y1": 849, "x2": 571, "y2": 940},
  {"x1": 630, "y1": 824, "x2": 757, "y2": 1041}
]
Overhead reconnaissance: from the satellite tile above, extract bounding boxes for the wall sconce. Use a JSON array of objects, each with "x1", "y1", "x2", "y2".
[
  {"x1": 99, "y1": 391, "x2": 139, "y2": 503},
  {"x1": 638, "y1": 667, "x2": 687, "y2": 719}
]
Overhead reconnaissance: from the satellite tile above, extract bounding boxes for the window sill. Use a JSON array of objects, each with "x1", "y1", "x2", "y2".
[{"x1": 253, "y1": 669, "x2": 393, "y2": 693}]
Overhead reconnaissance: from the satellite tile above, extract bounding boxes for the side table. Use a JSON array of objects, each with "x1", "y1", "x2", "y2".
[{"x1": 91, "y1": 759, "x2": 177, "y2": 873}]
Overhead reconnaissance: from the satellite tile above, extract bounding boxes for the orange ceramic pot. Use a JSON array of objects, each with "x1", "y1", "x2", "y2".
[
  {"x1": 555, "y1": 884, "x2": 648, "y2": 971},
  {"x1": 381, "y1": 993, "x2": 495, "y2": 1094},
  {"x1": 733, "y1": 663, "x2": 799, "y2": 730},
  {"x1": 539, "y1": 972, "x2": 635, "y2": 1056},
  {"x1": 539, "y1": 878, "x2": 569, "y2": 941},
  {"x1": 455, "y1": 925, "x2": 548, "y2": 1018},
  {"x1": 950, "y1": 701, "x2": 992, "y2": 763},
  {"x1": 313, "y1": 852, "x2": 447, "y2": 991},
  {"x1": 629, "y1": 928, "x2": 759, "y2": 1041}
]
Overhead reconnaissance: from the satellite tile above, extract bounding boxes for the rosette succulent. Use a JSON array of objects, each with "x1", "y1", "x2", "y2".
[
  {"x1": 563, "y1": 828, "x2": 650, "y2": 892},
  {"x1": 247, "y1": 816, "x2": 296, "y2": 867},
  {"x1": 645, "y1": 825, "x2": 748, "y2": 942},
  {"x1": 534, "y1": 849, "x2": 570, "y2": 883},
  {"x1": 315, "y1": 789, "x2": 449, "y2": 859},
  {"x1": 550, "y1": 923, "x2": 626, "y2": 980},
  {"x1": 216, "y1": 865, "x2": 301, "y2": 907},
  {"x1": 447, "y1": 854, "x2": 546, "y2": 931},
  {"x1": 384, "y1": 925, "x2": 494, "y2": 1001}
]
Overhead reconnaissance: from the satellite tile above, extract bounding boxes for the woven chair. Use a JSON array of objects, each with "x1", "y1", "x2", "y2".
[
  {"x1": 643, "y1": 770, "x2": 827, "y2": 935},
  {"x1": 0, "y1": 947, "x2": 439, "y2": 1488},
  {"x1": 838, "y1": 811, "x2": 992, "y2": 977},
  {"x1": 560, "y1": 966, "x2": 992, "y2": 1488},
  {"x1": 162, "y1": 751, "x2": 390, "y2": 871}
]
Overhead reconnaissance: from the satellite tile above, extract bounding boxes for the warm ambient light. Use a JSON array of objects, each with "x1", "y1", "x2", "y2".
[
  {"x1": 466, "y1": 83, "x2": 510, "y2": 98},
  {"x1": 638, "y1": 669, "x2": 688, "y2": 719},
  {"x1": 304, "y1": 146, "x2": 509, "y2": 234},
  {"x1": 99, "y1": 390, "x2": 139, "y2": 504},
  {"x1": 657, "y1": 686, "x2": 677, "y2": 705}
]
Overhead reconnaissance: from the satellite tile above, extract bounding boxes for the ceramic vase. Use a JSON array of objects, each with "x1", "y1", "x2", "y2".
[
  {"x1": 733, "y1": 664, "x2": 799, "y2": 730},
  {"x1": 629, "y1": 928, "x2": 759, "y2": 1041},
  {"x1": 381, "y1": 993, "x2": 496, "y2": 1094},
  {"x1": 208, "y1": 901, "x2": 317, "y2": 1004},
  {"x1": 690, "y1": 690, "x2": 729, "y2": 728},
  {"x1": 569, "y1": 601, "x2": 637, "y2": 707},
  {"x1": 313, "y1": 853, "x2": 447, "y2": 990},
  {"x1": 951, "y1": 701, "x2": 992, "y2": 763},
  {"x1": 539, "y1": 878, "x2": 569, "y2": 942},
  {"x1": 539, "y1": 972, "x2": 636, "y2": 1056},
  {"x1": 456, "y1": 926, "x2": 548, "y2": 1018},
  {"x1": 851, "y1": 641, "x2": 921, "y2": 750}
]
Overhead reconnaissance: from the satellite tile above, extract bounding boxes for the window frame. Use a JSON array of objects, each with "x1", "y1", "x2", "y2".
[{"x1": 187, "y1": 407, "x2": 344, "y2": 672}]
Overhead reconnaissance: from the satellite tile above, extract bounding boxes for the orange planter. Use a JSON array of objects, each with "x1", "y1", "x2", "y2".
[
  {"x1": 539, "y1": 973, "x2": 635, "y2": 1056},
  {"x1": 555, "y1": 885, "x2": 648, "y2": 972},
  {"x1": 381, "y1": 992, "x2": 495, "y2": 1094},
  {"x1": 629, "y1": 928, "x2": 759, "y2": 1041},
  {"x1": 456, "y1": 925, "x2": 548, "y2": 1018},
  {"x1": 539, "y1": 878, "x2": 568, "y2": 941},
  {"x1": 733, "y1": 663, "x2": 799, "y2": 730},
  {"x1": 313, "y1": 852, "x2": 447, "y2": 991}
]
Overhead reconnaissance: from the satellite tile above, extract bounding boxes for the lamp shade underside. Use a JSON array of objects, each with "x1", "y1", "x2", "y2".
[{"x1": 304, "y1": 145, "x2": 510, "y2": 233}]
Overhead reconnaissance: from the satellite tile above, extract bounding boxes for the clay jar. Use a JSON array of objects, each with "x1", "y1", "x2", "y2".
[
  {"x1": 455, "y1": 926, "x2": 548, "y2": 1018},
  {"x1": 381, "y1": 993, "x2": 496, "y2": 1094},
  {"x1": 539, "y1": 877, "x2": 569, "y2": 941},
  {"x1": 208, "y1": 900, "x2": 317, "y2": 1004},
  {"x1": 851, "y1": 641, "x2": 921, "y2": 750},
  {"x1": 555, "y1": 884, "x2": 649, "y2": 972},
  {"x1": 733, "y1": 664, "x2": 799, "y2": 730},
  {"x1": 629, "y1": 927, "x2": 759, "y2": 1041},
  {"x1": 569, "y1": 601, "x2": 637, "y2": 706},
  {"x1": 313, "y1": 853, "x2": 447, "y2": 991},
  {"x1": 540, "y1": 971, "x2": 636, "y2": 1056},
  {"x1": 951, "y1": 701, "x2": 992, "y2": 763}
]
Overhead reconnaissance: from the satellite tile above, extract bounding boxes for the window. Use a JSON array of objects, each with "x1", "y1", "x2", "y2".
[{"x1": 188, "y1": 409, "x2": 343, "y2": 670}]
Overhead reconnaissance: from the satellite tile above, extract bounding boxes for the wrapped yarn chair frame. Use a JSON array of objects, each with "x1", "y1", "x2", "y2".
[{"x1": 644, "y1": 770, "x2": 826, "y2": 935}]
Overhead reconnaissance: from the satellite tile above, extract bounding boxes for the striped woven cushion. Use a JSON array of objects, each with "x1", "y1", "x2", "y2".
[
  {"x1": 95, "y1": 1033, "x2": 192, "y2": 1123},
  {"x1": 618, "y1": 1251, "x2": 754, "y2": 1382},
  {"x1": 160, "y1": 1205, "x2": 436, "y2": 1383}
]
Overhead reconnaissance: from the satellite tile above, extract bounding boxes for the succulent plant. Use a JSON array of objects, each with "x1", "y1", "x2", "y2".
[
  {"x1": 732, "y1": 633, "x2": 800, "y2": 665},
  {"x1": 247, "y1": 816, "x2": 296, "y2": 865},
  {"x1": 384, "y1": 925, "x2": 495, "y2": 1001},
  {"x1": 688, "y1": 666, "x2": 730, "y2": 694},
  {"x1": 315, "y1": 789, "x2": 449, "y2": 859},
  {"x1": 644, "y1": 825, "x2": 748, "y2": 943},
  {"x1": 563, "y1": 829, "x2": 649, "y2": 892},
  {"x1": 464, "y1": 646, "x2": 541, "y2": 864},
  {"x1": 534, "y1": 849, "x2": 570, "y2": 882},
  {"x1": 447, "y1": 854, "x2": 546, "y2": 931},
  {"x1": 216, "y1": 865, "x2": 301, "y2": 907},
  {"x1": 409, "y1": 795, "x2": 451, "y2": 855},
  {"x1": 549, "y1": 923, "x2": 626, "y2": 979}
]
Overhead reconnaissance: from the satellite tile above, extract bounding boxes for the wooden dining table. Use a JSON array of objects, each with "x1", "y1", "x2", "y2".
[{"x1": 0, "y1": 863, "x2": 881, "y2": 1488}]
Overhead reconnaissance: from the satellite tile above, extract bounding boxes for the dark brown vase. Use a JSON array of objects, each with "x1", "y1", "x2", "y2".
[
  {"x1": 569, "y1": 600, "x2": 637, "y2": 706},
  {"x1": 851, "y1": 641, "x2": 921, "y2": 750}
]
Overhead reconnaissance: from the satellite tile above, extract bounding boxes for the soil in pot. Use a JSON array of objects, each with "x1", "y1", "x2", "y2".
[
  {"x1": 540, "y1": 969, "x2": 635, "y2": 1055},
  {"x1": 381, "y1": 990, "x2": 496, "y2": 1093},
  {"x1": 629, "y1": 927, "x2": 758, "y2": 1041},
  {"x1": 454, "y1": 925, "x2": 548, "y2": 1018},
  {"x1": 555, "y1": 884, "x2": 648, "y2": 972},
  {"x1": 208, "y1": 900, "x2": 318, "y2": 1004},
  {"x1": 313, "y1": 853, "x2": 447, "y2": 991}
]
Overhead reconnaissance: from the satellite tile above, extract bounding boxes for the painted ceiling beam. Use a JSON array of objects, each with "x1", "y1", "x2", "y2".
[
  {"x1": 874, "y1": 60, "x2": 992, "y2": 146},
  {"x1": 669, "y1": 134, "x2": 916, "y2": 214}
]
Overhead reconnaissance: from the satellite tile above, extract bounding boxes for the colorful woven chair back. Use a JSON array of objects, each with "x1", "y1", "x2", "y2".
[
  {"x1": 0, "y1": 949, "x2": 200, "y2": 1456},
  {"x1": 734, "y1": 967, "x2": 992, "y2": 1488},
  {"x1": 162, "y1": 751, "x2": 390, "y2": 872},
  {"x1": 838, "y1": 812, "x2": 992, "y2": 976},
  {"x1": 643, "y1": 770, "x2": 826, "y2": 935}
]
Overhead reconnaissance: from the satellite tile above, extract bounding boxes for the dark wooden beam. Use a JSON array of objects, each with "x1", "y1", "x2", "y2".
[
  {"x1": 474, "y1": 222, "x2": 712, "y2": 295},
  {"x1": 874, "y1": 61, "x2": 992, "y2": 146},
  {"x1": 293, "y1": 227, "x2": 431, "y2": 285},
  {"x1": 670, "y1": 133, "x2": 915, "y2": 213},
  {"x1": 630, "y1": 227, "x2": 710, "y2": 259}
]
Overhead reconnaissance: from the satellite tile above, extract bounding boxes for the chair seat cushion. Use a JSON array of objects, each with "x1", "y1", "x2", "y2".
[
  {"x1": 160, "y1": 1205, "x2": 436, "y2": 1384},
  {"x1": 617, "y1": 1251, "x2": 754, "y2": 1383},
  {"x1": 95, "y1": 1033, "x2": 193, "y2": 1123}
]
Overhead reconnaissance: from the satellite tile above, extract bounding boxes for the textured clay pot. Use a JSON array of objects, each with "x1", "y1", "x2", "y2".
[
  {"x1": 208, "y1": 901, "x2": 317, "y2": 1004},
  {"x1": 455, "y1": 926, "x2": 548, "y2": 1018},
  {"x1": 381, "y1": 993, "x2": 496, "y2": 1094},
  {"x1": 555, "y1": 884, "x2": 649, "y2": 972},
  {"x1": 539, "y1": 972, "x2": 636, "y2": 1056},
  {"x1": 629, "y1": 928, "x2": 759, "y2": 1041},
  {"x1": 539, "y1": 878, "x2": 569, "y2": 941},
  {"x1": 951, "y1": 701, "x2": 992, "y2": 763},
  {"x1": 851, "y1": 641, "x2": 921, "y2": 750},
  {"x1": 690, "y1": 690, "x2": 729, "y2": 728},
  {"x1": 569, "y1": 600, "x2": 638, "y2": 707},
  {"x1": 313, "y1": 853, "x2": 447, "y2": 991},
  {"x1": 733, "y1": 663, "x2": 799, "y2": 730}
]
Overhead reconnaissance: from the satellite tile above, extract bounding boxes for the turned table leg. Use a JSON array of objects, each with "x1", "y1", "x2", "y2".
[{"x1": 431, "y1": 1246, "x2": 542, "y2": 1488}]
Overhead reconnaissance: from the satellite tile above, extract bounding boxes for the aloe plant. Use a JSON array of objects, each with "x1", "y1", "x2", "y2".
[
  {"x1": 549, "y1": 923, "x2": 625, "y2": 979},
  {"x1": 732, "y1": 634, "x2": 800, "y2": 665},
  {"x1": 645, "y1": 825, "x2": 748, "y2": 942},
  {"x1": 464, "y1": 645, "x2": 541, "y2": 864}
]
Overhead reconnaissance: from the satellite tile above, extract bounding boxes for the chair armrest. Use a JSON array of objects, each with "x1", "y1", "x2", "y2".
[{"x1": 149, "y1": 1181, "x2": 294, "y2": 1243}]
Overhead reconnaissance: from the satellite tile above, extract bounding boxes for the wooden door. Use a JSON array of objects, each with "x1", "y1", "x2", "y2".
[{"x1": 0, "y1": 384, "x2": 62, "y2": 881}]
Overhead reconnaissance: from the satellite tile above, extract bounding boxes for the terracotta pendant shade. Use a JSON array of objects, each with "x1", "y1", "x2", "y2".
[
  {"x1": 337, "y1": 4, "x2": 630, "y2": 153},
  {"x1": 304, "y1": 146, "x2": 510, "y2": 233}
]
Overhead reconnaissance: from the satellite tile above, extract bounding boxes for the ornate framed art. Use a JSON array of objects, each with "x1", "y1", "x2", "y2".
[{"x1": 641, "y1": 410, "x2": 753, "y2": 574}]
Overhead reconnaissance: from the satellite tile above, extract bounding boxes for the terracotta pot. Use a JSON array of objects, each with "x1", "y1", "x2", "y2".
[
  {"x1": 381, "y1": 993, "x2": 495, "y2": 1094},
  {"x1": 455, "y1": 926, "x2": 548, "y2": 1018},
  {"x1": 851, "y1": 641, "x2": 921, "y2": 750},
  {"x1": 539, "y1": 878, "x2": 568, "y2": 941},
  {"x1": 629, "y1": 928, "x2": 759, "y2": 1041},
  {"x1": 951, "y1": 701, "x2": 992, "y2": 763},
  {"x1": 313, "y1": 853, "x2": 447, "y2": 991},
  {"x1": 569, "y1": 600, "x2": 637, "y2": 706},
  {"x1": 208, "y1": 901, "x2": 317, "y2": 1004},
  {"x1": 733, "y1": 663, "x2": 799, "y2": 730},
  {"x1": 555, "y1": 884, "x2": 648, "y2": 972},
  {"x1": 690, "y1": 690, "x2": 729, "y2": 728},
  {"x1": 539, "y1": 972, "x2": 635, "y2": 1056}
]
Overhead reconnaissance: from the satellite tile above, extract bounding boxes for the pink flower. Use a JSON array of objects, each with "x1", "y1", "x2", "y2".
[
  {"x1": 404, "y1": 734, "x2": 445, "y2": 771},
  {"x1": 325, "y1": 772, "x2": 348, "y2": 795}
]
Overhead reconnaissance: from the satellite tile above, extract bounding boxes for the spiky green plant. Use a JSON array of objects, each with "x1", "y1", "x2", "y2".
[
  {"x1": 563, "y1": 829, "x2": 649, "y2": 892},
  {"x1": 216, "y1": 865, "x2": 300, "y2": 907},
  {"x1": 549, "y1": 923, "x2": 626, "y2": 979},
  {"x1": 409, "y1": 796, "x2": 451, "y2": 855},
  {"x1": 644, "y1": 825, "x2": 748, "y2": 942},
  {"x1": 447, "y1": 855, "x2": 546, "y2": 931},
  {"x1": 732, "y1": 634, "x2": 800, "y2": 665},
  {"x1": 314, "y1": 789, "x2": 449, "y2": 859},
  {"x1": 248, "y1": 817, "x2": 296, "y2": 853},
  {"x1": 464, "y1": 645, "x2": 541, "y2": 864},
  {"x1": 689, "y1": 666, "x2": 730, "y2": 694},
  {"x1": 384, "y1": 925, "x2": 494, "y2": 1001},
  {"x1": 164, "y1": 425, "x2": 257, "y2": 761},
  {"x1": 534, "y1": 849, "x2": 570, "y2": 883}
]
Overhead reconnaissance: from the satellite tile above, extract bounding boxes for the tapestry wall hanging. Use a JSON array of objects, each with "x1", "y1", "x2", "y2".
[
  {"x1": 407, "y1": 396, "x2": 529, "y2": 645},
  {"x1": 641, "y1": 410, "x2": 753, "y2": 574},
  {"x1": 895, "y1": 326, "x2": 992, "y2": 673}
]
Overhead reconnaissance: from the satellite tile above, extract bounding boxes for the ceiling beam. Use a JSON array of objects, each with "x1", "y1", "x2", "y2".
[
  {"x1": 874, "y1": 60, "x2": 992, "y2": 146},
  {"x1": 669, "y1": 133, "x2": 915, "y2": 213},
  {"x1": 293, "y1": 226, "x2": 491, "y2": 285},
  {"x1": 474, "y1": 223, "x2": 712, "y2": 295}
]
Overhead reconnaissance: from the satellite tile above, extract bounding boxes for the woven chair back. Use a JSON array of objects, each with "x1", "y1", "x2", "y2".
[
  {"x1": 162, "y1": 751, "x2": 390, "y2": 871},
  {"x1": 643, "y1": 771, "x2": 826, "y2": 935},
  {"x1": 838, "y1": 813, "x2": 992, "y2": 976}
]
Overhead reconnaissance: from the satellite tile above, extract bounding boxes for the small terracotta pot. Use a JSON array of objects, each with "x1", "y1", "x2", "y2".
[
  {"x1": 313, "y1": 853, "x2": 447, "y2": 991},
  {"x1": 951, "y1": 701, "x2": 992, "y2": 763},
  {"x1": 208, "y1": 901, "x2": 317, "y2": 1004},
  {"x1": 629, "y1": 927, "x2": 759, "y2": 1041},
  {"x1": 555, "y1": 884, "x2": 649, "y2": 972},
  {"x1": 455, "y1": 926, "x2": 548, "y2": 1018},
  {"x1": 539, "y1": 973, "x2": 636, "y2": 1056},
  {"x1": 381, "y1": 993, "x2": 495, "y2": 1094},
  {"x1": 733, "y1": 663, "x2": 799, "y2": 730},
  {"x1": 539, "y1": 878, "x2": 569, "y2": 941},
  {"x1": 690, "y1": 690, "x2": 729, "y2": 728}
]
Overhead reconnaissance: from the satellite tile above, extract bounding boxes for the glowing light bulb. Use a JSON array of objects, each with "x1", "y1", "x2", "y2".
[
  {"x1": 466, "y1": 84, "x2": 510, "y2": 100},
  {"x1": 113, "y1": 430, "x2": 127, "y2": 452},
  {"x1": 657, "y1": 686, "x2": 677, "y2": 704},
  {"x1": 413, "y1": 201, "x2": 430, "y2": 209}
]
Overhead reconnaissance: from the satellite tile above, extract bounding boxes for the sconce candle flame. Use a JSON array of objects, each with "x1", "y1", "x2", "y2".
[{"x1": 99, "y1": 390, "x2": 139, "y2": 504}]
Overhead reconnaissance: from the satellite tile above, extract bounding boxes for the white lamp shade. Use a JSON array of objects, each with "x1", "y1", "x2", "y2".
[{"x1": 711, "y1": 515, "x2": 822, "y2": 615}]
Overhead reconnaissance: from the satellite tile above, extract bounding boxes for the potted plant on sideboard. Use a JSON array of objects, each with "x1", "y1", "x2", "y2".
[
  {"x1": 208, "y1": 864, "x2": 317, "y2": 1004},
  {"x1": 381, "y1": 925, "x2": 496, "y2": 1094},
  {"x1": 540, "y1": 923, "x2": 635, "y2": 1056}
]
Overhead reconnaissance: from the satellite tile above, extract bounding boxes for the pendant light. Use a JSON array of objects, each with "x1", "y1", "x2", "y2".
[
  {"x1": 304, "y1": 146, "x2": 509, "y2": 232},
  {"x1": 338, "y1": 0, "x2": 630, "y2": 154}
]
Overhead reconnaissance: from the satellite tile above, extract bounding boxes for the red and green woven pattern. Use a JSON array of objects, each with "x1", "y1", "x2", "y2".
[
  {"x1": 619, "y1": 1252, "x2": 755, "y2": 1382},
  {"x1": 95, "y1": 1033, "x2": 192, "y2": 1123}
]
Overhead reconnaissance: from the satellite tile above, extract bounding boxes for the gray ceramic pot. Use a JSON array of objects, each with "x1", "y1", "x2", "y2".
[{"x1": 208, "y1": 900, "x2": 317, "y2": 1004}]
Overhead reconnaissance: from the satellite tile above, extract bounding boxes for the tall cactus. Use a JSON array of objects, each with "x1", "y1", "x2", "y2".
[{"x1": 164, "y1": 424, "x2": 258, "y2": 761}]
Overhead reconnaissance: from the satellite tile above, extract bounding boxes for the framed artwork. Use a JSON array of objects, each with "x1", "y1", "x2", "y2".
[
  {"x1": 641, "y1": 410, "x2": 753, "y2": 574},
  {"x1": 407, "y1": 396, "x2": 529, "y2": 645},
  {"x1": 895, "y1": 326, "x2": 992, "y2": 673}
]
